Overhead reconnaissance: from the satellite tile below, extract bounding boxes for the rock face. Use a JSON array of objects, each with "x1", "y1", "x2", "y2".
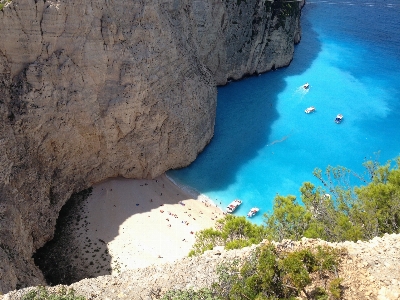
[{"x1": 0, "y1": 0, "x2": 303, "y2": 293}]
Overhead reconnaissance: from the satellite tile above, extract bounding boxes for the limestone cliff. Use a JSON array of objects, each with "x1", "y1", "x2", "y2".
[{"x1": 0, "y1": 0, "x2": 303, "y2": 293}]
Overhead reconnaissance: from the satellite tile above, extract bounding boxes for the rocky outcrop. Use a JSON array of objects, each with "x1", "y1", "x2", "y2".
[
  {"x1": 0, "y1": 0, "x2": 303, "y2": 293},
  {"x1": 4, "y1": 234, "x2": 400, "y2": 299}
]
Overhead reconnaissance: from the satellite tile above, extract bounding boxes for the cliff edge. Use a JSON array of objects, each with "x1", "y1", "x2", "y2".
[
  {"x1": 0, "y1": 0, "x2": 303, "y2": 292},
  {"x1": 4, "y1": 234, "x2": 400, "y2": 299}
]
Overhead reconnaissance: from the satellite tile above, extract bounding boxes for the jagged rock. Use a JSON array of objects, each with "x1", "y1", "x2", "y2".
[{"x1": 0, "y1": 0, "x2": 303, "y2": 293}]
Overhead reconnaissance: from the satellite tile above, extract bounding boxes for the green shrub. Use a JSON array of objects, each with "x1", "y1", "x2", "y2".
[
  {"x1": 0, "y1": 0, "x2": 11, "y2": 11},
  {"x1": 189, "y1": 215, "x2": 267, "y2": 256},
  {"x1": 22, "y1": 286, "x2": 85, "y2": 300},
  {"x1": 329, "y1": 278, "x2": 343, "y2": 299},
  {"x1": 161, "y1": 288, "x2": 221, "y2": 300},
  {"x1": 310, "y1": 287, "x2": 329, "y2": 300},
  {"x1": 264, "y1": 156, "x2": 400, "y2": 243},
  {"x1": 168, "y1": 245, "x2": 343, "y2": 299},
  {"x1": 217, "y1": 244, "x2": 341, "y2": 299}
]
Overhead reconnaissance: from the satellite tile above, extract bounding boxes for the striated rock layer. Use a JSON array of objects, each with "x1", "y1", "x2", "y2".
[{"x1": 0, "y1": 0, "x2": 303, "y2": 293}]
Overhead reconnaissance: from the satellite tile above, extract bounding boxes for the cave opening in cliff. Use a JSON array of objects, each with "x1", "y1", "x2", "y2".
[{"x1": 33, "y1": 188, "x2": 113, "y2": 286}]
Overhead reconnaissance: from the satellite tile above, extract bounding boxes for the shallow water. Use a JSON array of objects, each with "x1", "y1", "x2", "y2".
[{"x1": 168, "y1": 0, "x2": 400, "y2": 224}]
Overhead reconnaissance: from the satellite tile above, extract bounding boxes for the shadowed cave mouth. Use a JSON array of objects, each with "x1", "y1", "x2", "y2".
[{"x1": 33, "y1": 188, "x2": 113, "y2": 286}]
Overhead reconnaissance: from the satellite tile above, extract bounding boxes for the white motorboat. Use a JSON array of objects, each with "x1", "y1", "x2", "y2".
[
  {"x1": 303, "y1": 83, "x2": 310, "y2": 89},
  {"x1": 226, "y1": 199, "x2": 242, "y2": 213},
  {"x1": 247, "y1": 207, "x2": 259, "y2": 218},
  {"x1": 305, "y1": 106, "x2": 315, "y2": 114},
  {"x1": 335, "y1": 114, "x2": 343, "y2": 124}
]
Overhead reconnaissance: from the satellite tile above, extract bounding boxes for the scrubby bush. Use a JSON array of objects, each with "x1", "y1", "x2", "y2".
[
  {"x1": 22, "y1": 286, "x2": 85, "y2": 300},
  {"x1": 190, "y1": 156, "x2": 400, "y2": 257},
  {"x1": 265, "y1": 156, "x2": 400, "y2": 242},
  {"x1": 171, "y1": 245, "x2": 343, "y2": 300},
  {"x1": 189, "y1": 214, "x2": 267, "y2": 256},
  {"x1": 216, "y1": 244, "x2": 342, "y2": 299},
  {"x1": 0, "y1": 0, "x2": 11, "y2": 11},
  {"x1": 161, "y1": 288, "x2": 221, "y2": 300}
]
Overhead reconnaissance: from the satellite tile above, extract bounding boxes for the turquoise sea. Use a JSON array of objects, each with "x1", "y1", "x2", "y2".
[{"x1": 168, "y1": 0, "x2": 400, "y2": 224}]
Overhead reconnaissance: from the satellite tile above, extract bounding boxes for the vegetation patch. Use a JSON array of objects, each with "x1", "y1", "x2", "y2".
[
  {"x1": 161, "y1": 288, "x2": 219, "y2": 300},
  {"x1": 184, "y1": 156, "x2": 400, "y2": 299},
  {"x1": 265, "y1": 156, "x2": 400, "y2": 242},
  {"x1": 189, "y1": 214, "x2": 267, "y2": 257},
  {"x1": 270, "y1": 0, "x2": 301, "y2": 30},
  {"x1": 0, "y1": 0, "x2": 11, "y2": 11},
  {"x1": 166, "y1": 244, "x2": 344, "y2": 300},
  {"x1": 191, "y1": 156, "x2": 400, "y2": 258},
  {"x1": 22, "y1": 286, "x2": 85, "y2": 300}
]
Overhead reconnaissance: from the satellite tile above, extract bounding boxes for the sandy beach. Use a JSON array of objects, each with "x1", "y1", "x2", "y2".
[{"x1": 69, "y1": 174, "x2": 223, "y2": 276}]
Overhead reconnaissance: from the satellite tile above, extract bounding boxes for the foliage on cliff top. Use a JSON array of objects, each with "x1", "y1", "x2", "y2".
[
  {"x1": 188, "y1": 214, "x2": 267, "y2": 257},
  {"x1": 161, "y1": 288, "x2": 221, "y2": 300},
  {"x1": 214, "y1": 244, "x2": 343, "y2": 300},
  {"x1": 0, "y1": 0, "x2": 11, "y2": 11},
  {"x1": 265, "y1": 156, "x2": 400, "y2": 242},
  {"x1": 166, "y1": 244, "x2": 344, "y2": 300},
  {"x1": 190, "y1": 155, "x2": 400, "y2": 256},
  {"x1": 22, "y1": 286, "x2": 85, "y2": 300}
]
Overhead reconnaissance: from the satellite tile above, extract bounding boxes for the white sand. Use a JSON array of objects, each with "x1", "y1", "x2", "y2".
[{"x1": 76, "y1": 174, "x2": 224, "y2": 274}]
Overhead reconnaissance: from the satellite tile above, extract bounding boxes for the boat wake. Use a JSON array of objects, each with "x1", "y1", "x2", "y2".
[
  {"x1": 267, "y1": 132, "x2": 292, "y2": 146},
  {"x1": 295, "y1": 85, "x2": 310, "y2": 98}
]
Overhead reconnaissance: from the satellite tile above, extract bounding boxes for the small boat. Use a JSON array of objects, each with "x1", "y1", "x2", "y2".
[
  {"x1": 226, "y1": 199, "x2": 242, "y2": 213},
  {"x1": 334, "y1": 114, "x2": 343, "y2": 124},
  {"x1": 305, "y1": 106, "x2": 315, "y2": 114},
  {"x1": 247, "y1": 207, "x2": 259, "y2": 218},
  {"x1": 303, "y1": 83, "x2": 310, "y2": 89}
]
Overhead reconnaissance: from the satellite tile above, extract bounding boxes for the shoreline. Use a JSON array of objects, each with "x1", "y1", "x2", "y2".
[
  {"x1": 83, "y1": 174, "x2": 225, "y2": 273},
  {"x1": 35, "y1": 174, "x2": 226, "y2": 284},
  {"x1": 165, "y1": 173, "x2": 223, "y2": 210}
]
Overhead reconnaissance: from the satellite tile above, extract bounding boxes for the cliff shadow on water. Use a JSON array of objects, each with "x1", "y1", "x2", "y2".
[{"x1": 168, "y1": 6, "x2": 321, "y2": 194}]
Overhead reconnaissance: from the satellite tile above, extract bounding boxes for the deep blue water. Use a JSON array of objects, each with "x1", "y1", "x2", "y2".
[{"x1": 167, "y1": 0, "x2": 400, "y2": 224}]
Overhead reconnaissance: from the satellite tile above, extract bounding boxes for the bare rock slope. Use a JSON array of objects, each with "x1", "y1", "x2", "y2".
[{"x1": 0, "y1": 0, "x2": 303, "y2": 293}]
